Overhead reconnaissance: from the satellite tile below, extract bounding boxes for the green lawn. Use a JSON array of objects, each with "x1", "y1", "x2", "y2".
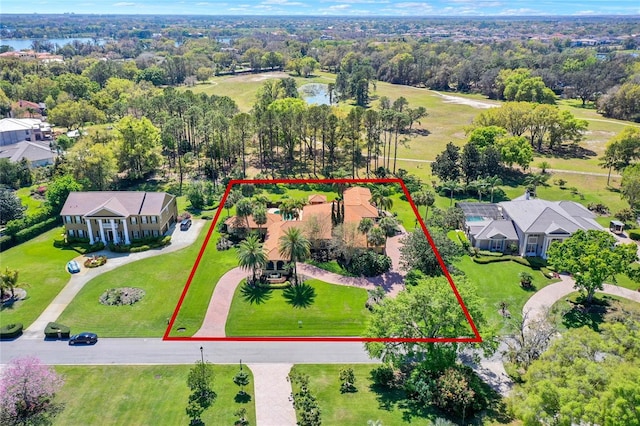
[
  {"x1": 57, "y1": 223, "x2": 234, "y2": 337},
  {"x1": 290, "y1": 364, "x2": 509, "y2": 425},
  {"x1": 168, "y1": 227, "x2": 240, "y2": 337},
  {"x1": 53, "y1": 365, "x2": 255, "y2": 425},
  {"x1": 454, "y1": 256, "x2": 557, "y2": 326},
  {"x1": 0, "y1": 227, "x2": 78, "y2": 329},
  {"x1": 16, "y1": 186, "x2": 47, "y2": 215},
  {"x1": 307, "y1": 260, "x2": 357, "y2": 277},
  {"x1": 226, "y1": 279, "x2": 370, "y2": 336}
]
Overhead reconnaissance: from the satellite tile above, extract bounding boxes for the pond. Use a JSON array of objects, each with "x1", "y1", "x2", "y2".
[
  {"x1": 298, "y1": 83, "x2": 334, "y2": 106},
  {"x1": 0, "y1": 38, "x2": 106, "y2": 51}
]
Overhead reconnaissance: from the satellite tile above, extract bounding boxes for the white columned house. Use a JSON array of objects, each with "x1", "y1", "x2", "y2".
[
  {"x1": 87, "y1": 220, "x2": 94, "y2": 244},
  {"x1": 98, "y1": 220, "x2": 106, "y2": 244}
]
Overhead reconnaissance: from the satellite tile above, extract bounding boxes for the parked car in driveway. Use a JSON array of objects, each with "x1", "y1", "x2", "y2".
[
  {"x1": 67, "y1": 260, "x2": 80, "y2": 274},
  {"x1": 69, "y1": 332, "x2": 98, "y2": 345},
  {"x1": 180, "y1": 218, "x2": 192, "y2": 231}
]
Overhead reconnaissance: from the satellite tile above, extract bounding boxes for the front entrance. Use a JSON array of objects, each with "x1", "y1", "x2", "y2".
[{"x1": 106, "y1": 229, "x2": 114, "y2": 242}]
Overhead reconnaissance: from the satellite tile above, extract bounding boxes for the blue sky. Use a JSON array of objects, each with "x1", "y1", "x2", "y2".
[{"x1": 1, "y1": 0, "x2": 639, "y2": 16}]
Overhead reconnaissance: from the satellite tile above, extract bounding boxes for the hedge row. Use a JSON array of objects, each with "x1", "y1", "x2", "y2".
[
  {"x1": 3, "y1": 208, "x2": 52, "y2": 236},
  {"x1": 628, "y1": 229, "x2": 640, "y2": 241},
  {"x1": 0, "y1": 323, "x2": 23, "y2": 339},
  {"x1": 472, "y1": 255, "x2": 555, "y2": 278},
  {"x1": 15, "y1": 217, "x2": 60, "y2": 243},
  {"x1": 257, "y1": 281, "x2": 291, "y2": 290},
  {"x1": 44, "y1": 322, "x2": 70, "y2": 339},
  {"x1": 108, "y1": 235, "x2": 172, "y2": 253}
]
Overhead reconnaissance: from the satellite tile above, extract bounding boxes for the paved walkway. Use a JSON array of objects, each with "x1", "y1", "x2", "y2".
[
  {"x1": 248, "y1": 364, "x2": 297, "y2": 426},
  {"x1": 22, "y1": 220, "x2": 206, "y2": 339},
  {"x1": 194, "y1": 227, "x2": 407, "y2": 337}
]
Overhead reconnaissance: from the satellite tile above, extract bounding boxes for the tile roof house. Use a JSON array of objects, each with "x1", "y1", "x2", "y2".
[
  {"x1": 226, "y1": 186, "x2": 382, "y2": 274},
  {"x1": 462, "y1": 197, "x2": 604, "y2": 258},
  {"x1": 60, "y1": 192, "x2": 178, "y2": 245}
]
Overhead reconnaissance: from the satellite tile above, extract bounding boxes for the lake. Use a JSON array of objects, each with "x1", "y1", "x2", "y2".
[
  {"x1": 0, "y1": 38, "x2": 105, "y2": 51},
  {"x1": 298, "y1": 83, "x2": 333, "y2": 106}
]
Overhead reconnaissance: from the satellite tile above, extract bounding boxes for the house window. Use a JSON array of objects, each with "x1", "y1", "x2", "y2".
[
  {"x1": 490, "y1": 239, "x2": 504, "y2": 252},
  {"x1": 65, "y1": 216, "x2": 72, "y2": 223},
  {"x1": 526, "y1": 235, "x2": 538, "y2": 254},
  {"x1": 75, "y1": 215, "x2": 81, "y2": 223},
  {"x1": 142, "y1": 216, "x2": 148, "y2": 224},
  {"x1": 133, "y1": 231, "x2": 140, "y2": 239},
  {"x1": 130, "y1": 217, "x2": 137, "y2": 225},
  {"x1": 151, "y1": 216, "x2": 158, "y2": 224}
]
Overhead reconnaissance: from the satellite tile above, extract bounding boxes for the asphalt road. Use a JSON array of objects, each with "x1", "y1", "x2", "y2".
[{"x1": 0, "y1": 338, "x2": 377, "y2": 365}]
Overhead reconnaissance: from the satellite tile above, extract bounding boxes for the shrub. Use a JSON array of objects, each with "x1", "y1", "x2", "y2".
[
  {"x1": 473, "y1": 256, "x2": 513, "y2": 264},
  {"x1": 0, "y1": 323, "x2": 23, "y2": 339},
  {"x1": 629, "y1": 229, "x2": 640, "y2": 241},
  {"x1": 257, "y1": 282, "x2": 291, "y2": 290},
  {"x1": 99, "y1": 287, "x2": 145, "y2": 306},
  {"x1": 615, "y1": 208, "x2": 635, "y2": 224},
  {"x1": 587, "y1": 202, "x2": 609, "y2": 215},
  {"x1": 0, "y1": 234, "x2": 15, "y2": 251},
  {"x1": 346, "y1": 251, "x2": 392, "y2": 277},
  {"x1": 44, "y1": 322, "x2": 70, "y2": 339},
  {"x1": 478, "y1": 250, "x2": 503, "y2": 257},
  {"x1": 14, "y1": 217, "x2": 60, "y2": 243},
  {"x1": 130, "y1": 245, "x2": 151, "y2": 253},
  {"x1": 339, "y1": 367, "x2": 357, "y2": 393},
  {"x1": 370, "y1": 364, "x2": 402, "y2": 389}
]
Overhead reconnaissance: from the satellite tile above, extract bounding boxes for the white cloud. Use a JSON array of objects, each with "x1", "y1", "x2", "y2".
[
  {"x1": 196, "y1": 2, "x2": 209, "y2": 5},
  {"x1": 328, "y1": 4, "x2": 350, "y2": 9},
  {"x1": 498, "y1": 8, "x2": 546, "y2": 15},
  {"x1": 113, "y1": 2, "x2": 136, "y2": 6},
  {"x1": 262, "y1": 0, "x2": 305, "y2": 5}
]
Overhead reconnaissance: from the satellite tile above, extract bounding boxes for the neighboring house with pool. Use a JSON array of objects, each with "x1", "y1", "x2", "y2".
[
  {"x1": 460, "y1": 194, "x2": 604, "y2": 259},
  {"x1": 224, "y1": 186, "x2": 381, "y2": 276}
]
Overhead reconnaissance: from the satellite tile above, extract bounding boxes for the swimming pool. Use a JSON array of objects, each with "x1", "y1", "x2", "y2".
[{"x1": 465, "y1": 216, "x2": 486, "y2": 222}]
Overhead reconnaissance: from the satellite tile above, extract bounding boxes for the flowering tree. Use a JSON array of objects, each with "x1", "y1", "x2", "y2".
[{"x1": 0, "y1": 356, "x2": 64, "y2": 425}]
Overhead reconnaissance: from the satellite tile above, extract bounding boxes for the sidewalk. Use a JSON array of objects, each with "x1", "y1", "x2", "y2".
[
  {"x1": 22, "y1": 220, "x2": 206, "y2": 339},
  {"x1": 248, "y1": 363, "x2": 296, "y2": 426}
]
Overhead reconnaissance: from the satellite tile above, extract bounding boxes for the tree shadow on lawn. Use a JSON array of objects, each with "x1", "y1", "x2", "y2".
[
  {"x1": 234, "y1": 391, "x2": 252, "y2": 403},
  {"x1": 282, "y1": 283, "x2": 316, "y2": 308},
  {"x1": 562, "y1": 297, "x2": 610, "y2": 331},
  {"x1": 240, "y1": 283, "x2": 273, "y2": 305}
]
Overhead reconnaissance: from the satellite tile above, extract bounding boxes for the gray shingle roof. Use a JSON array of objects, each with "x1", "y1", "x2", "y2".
[
  {"x1": 61, "y1": 192, "x2": 174, "y2": 217},
  {"x1": 499, "y1": 199, "x2": 602, "y2": 234},
  {"x1": 474, "y1": 219, "x2": 518, "y2": 240}
]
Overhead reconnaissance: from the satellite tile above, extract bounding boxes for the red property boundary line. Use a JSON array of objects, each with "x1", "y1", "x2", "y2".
[{"x1": 163, "y1": 177, "x2": 482, "y2": 343}]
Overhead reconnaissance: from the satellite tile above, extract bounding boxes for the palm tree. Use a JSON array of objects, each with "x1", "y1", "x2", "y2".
[
  {"x1": 485, "y1": 175, "x2": 503, "y2": 203},
  {"x1": 358, "y1": 218, "x2": 374, "y2": 247},
  {"x1": 372, "y1": 188, "x2": 393, "y2": 214},
  {"x1": 441, "y1": 180, "x2": 463, "y2": 206},
  {"x1": 470, "y1": 178, "x2": 489, "y2": 202},
  {"x1": 367, "y1": 227, "x2": 386, "y2": 248},
  {"x1": 235, "y1": 197, "x2": 254, "y2": 231},
  {"x1": 378, "y1": 217, "x2": 398, "y2": 243},
  {"x1": 236, "y1": 235, "x2": 267, "y2": 284},
  {"x1": 252, "y1": 204, "x2": 267, "y2": 235},
  {"x1": 411, "y1": 190, "x2": 435, "y2": 223},
  {"x1": 523, "y1": 173, "x2": 549, "y2": 197},
  {"x1": 278, "y1": 227, "x2": 311, "y2": 286}
]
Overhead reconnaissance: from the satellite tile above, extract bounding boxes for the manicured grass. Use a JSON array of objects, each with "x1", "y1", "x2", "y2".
[
  {"x1": 226, "y1": 279, "x2": 370, "y2": 336},
  {"x1": 57, "y1": 223, "x2": 234, "y2": 337},
  {"x1": 307, "y1": 260, "x2": 357, "y2": 277},
  {"x1": 15, "y1": 186, "x2": 47, "y2": 215},
  {"x1": 53, "y1": 365, "x2": 255, "y2": 425},
  {"x1": 454, "y1": 256, "x2": 557, "y2": 326},
  {"x1": 0, "y1": 227, "x2": 78, "y2": 328}
]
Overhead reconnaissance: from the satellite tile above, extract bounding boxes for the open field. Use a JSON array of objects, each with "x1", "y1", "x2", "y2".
[
  {"x1": 551, "y1": 291, "x2": 640, "y2": 332},
  {"x1": 0, "y1": 227, "x2": 78, "y2": 328},
  {"x1": 15, "y1": 185, "x2": 47, "y2": 216},
  {"x1": 226, "y1": 279, "x2": 370, "y2": 336},
  {"x1": 54, "y1": 365, "x2": 255, "y2": 425},
  {"x1": 57, "y1": 225, "x2": 218, "y2": 337}
]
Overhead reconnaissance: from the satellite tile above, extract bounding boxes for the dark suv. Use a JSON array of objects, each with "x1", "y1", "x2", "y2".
[{"x1": 180, "y1": 218, "x2": 192, "y2": 231}]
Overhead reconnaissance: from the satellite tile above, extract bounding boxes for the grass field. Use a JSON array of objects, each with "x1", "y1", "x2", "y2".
[
  {"x1": 551, "y1": 291, "x2": 640, "y2": 333},
  {"x1": 56, "y1": 223, "x2": 236, "y2": 338},
  {"x1": 226, "y1": 279, "x2": 370, "y2": 336},
  {"x1": 53, "y1": 365, "x2": 255, "y2": 425},
  {"x1": 15, "y1": 186, "x2": 47, "y2": 216},
  {"x1": 454, "y1": 256, "x2": 557, "y2": 326},
  {"x1": 0, "y1": 227, "x2": 78, "y2": 329}
]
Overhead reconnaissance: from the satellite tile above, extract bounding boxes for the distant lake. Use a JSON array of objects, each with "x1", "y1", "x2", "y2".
[
  {"x1": 0, "y1": 38, "x2": 105, "y2": 51},
  {"x1": 299, "y1": 83, "x2": 333, "y2": 106}
]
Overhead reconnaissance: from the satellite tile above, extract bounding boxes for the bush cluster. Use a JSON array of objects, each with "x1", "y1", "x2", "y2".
[
  {"x1": 99, "y1": 287, "x2": 146, "y2": 306},
  {"x1": 83, "y1": 255, "x2": 107, "y2": 268},
  {"x1": 15, "y1": 217, "x2": 60, "y2": 244},
  {"x1": 108, "y1": 235, "x2": 171, "y2": 253},
  {"x1": 44, "y1": 322, "x2": 70, "y2": 339},
  {"x1": 345, "y1": 251, "x2": 392, "y2": 277},
  {"x1": 0, "y1": 323, "x2": 23, "y2": 339},
  {"x1": 628, "y1": 229, "x2": 640, "y2": 241}
]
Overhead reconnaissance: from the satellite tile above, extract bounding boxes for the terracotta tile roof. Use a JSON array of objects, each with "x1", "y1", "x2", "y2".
[
  {"x1": 225, "y1": 212, "x2": 282, "y2": 230},
  {"x1": 301, "y1": 203, "x2": 332, "y2": 240},
  {"x1": 263, "y1": 221, "x2": 299, "y2": 261},
  {"x1": 343, "y1": 187, "x2": 378, "y2": 222},
  {"x1": 308, "y1": 194, "x2": 327, "y2": 204}
]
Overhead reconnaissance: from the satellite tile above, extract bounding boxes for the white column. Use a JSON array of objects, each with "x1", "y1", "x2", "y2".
[
  {"x1": 123, "y1": 218, "x2": 130, "y2": 245},
  {"x1": 110, "y1": 219, "x2": 118, "y2": 244},
  {"x1": 86, "y1": 219, "x2": 94, "y2": 244},
  {"x1": 98, "y1": 220, "x2": 106, "y2": 244}
]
